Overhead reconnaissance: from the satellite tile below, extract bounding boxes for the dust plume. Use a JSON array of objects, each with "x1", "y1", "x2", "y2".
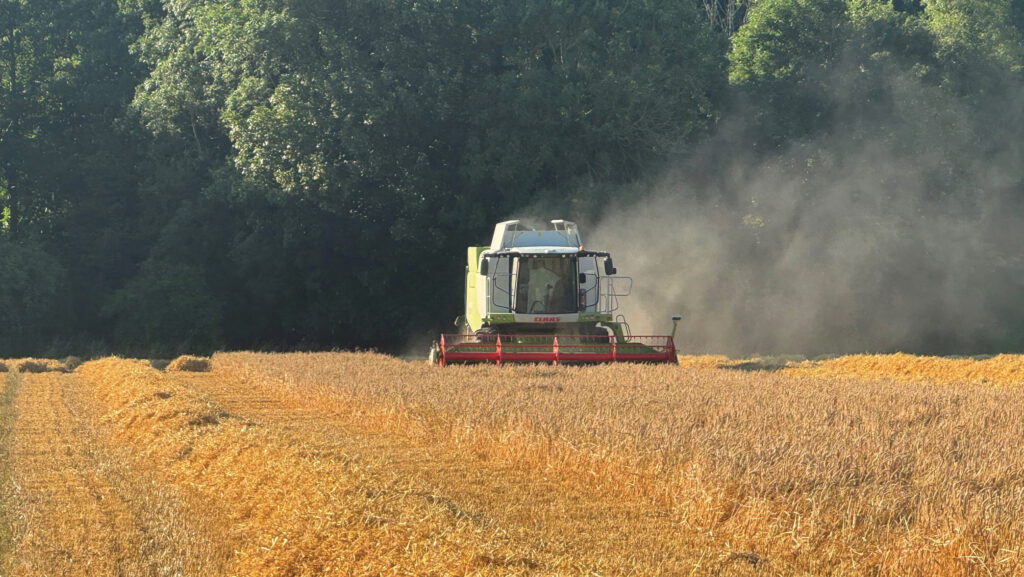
[{"x1": 590, "y1": 75, "x2": 1024, "y2": 356}]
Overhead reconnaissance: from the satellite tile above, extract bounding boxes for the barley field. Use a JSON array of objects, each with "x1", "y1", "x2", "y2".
[{"x1": 0, "y1": 353, "x2": 1023, "y2": 576}]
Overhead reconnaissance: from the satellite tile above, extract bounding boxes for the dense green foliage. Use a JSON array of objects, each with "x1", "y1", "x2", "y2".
[{"x1": 0, "y1": 0, "x2": 1021, "y2": 356}]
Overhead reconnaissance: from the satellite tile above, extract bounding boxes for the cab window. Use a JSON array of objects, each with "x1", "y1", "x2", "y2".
[{"x1": 514, "y1": 257, "x2": 575, "y2": 314}]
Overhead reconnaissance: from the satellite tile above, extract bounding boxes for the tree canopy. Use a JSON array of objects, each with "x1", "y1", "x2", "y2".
[{"x1": 1, "y1": 0, "x2": 1022, "y2": 356}]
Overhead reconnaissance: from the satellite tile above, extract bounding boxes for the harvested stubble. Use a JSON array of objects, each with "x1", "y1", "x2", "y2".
[
  {"x1": 8, "y1": 372, "x2": 147, "y2": 575},
  {"x1": 210, "y1": 351, "x2": 1024, "y2": 576},
  {"x1": 164, "y1": 355, "x2": 211, "y2": 372},
  {"x1": 0, "y1": 372, "x2": 11, "y2": 574},
  {"x1": 76, "y1": 358, "x2": 546, "y2": 575},
  {"x1": 1, "y1": 367, "x2": 234, "y2": 575}
]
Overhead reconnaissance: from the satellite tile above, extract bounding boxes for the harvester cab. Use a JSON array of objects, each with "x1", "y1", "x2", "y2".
[{"x1": 430, "y1": 220, "x2": 678, "y2": 365}]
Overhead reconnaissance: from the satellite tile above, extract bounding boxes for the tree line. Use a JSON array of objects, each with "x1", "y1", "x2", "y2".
[{"x1": 1, "y1": 0, "x2": 1022, "y2": 356}]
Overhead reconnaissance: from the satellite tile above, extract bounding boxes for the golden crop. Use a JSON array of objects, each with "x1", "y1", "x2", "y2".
[
  {"x1": 164, "y1": 354, "x2": 212, "y2": 372},
  {"x1": 787, "y1": 353, "x2": 1024, "y2": 386},
  {"x1": 0, "y1": 353, "x2": 1022, "y2": 576}
]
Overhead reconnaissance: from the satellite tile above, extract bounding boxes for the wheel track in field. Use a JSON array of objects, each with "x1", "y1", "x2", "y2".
[
  {"x1": 168, "y1": 368, "x2": 726, "y2": 575},
  {"x1": 6, "y1": 371, "x2": 228, "y2": 576}
]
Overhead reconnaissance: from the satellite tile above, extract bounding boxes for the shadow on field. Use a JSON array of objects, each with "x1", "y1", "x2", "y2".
[
  {"x1": 716, "y1": 355, "x2": 813, "y2": 373},
  {"x1": 719, "y1": 360, "x2": 788, "y2": 372}
]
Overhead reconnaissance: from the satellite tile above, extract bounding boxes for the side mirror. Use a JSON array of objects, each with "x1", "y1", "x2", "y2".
[
  {"x1": 604, "y1": 258, "x2": 617, "y2": 276},
  {"x1": 579, "y1": 273, "x2": 587, "y2": 284},
  {"x1": 479, "y1": 257, "x2": 490, "y2": 276}
]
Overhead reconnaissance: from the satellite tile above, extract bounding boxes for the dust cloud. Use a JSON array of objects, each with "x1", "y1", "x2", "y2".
[{"x1": 589, "y1": 76, "x2": 1024, "y2": 356}]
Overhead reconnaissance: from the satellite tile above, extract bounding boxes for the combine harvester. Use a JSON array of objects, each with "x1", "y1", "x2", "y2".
[{"x1": 430, "y1": 220, "x2": 679, "y2": 366}]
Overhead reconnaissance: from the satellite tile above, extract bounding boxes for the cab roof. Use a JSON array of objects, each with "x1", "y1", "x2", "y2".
[{"x1": 489, "y1": 219, "x2": 581, "y2": 251}]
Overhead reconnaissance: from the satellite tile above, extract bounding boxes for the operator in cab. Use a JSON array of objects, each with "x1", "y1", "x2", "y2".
[{"x1": 520, "y1": 257, "x2": 574, "y2": 314}]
